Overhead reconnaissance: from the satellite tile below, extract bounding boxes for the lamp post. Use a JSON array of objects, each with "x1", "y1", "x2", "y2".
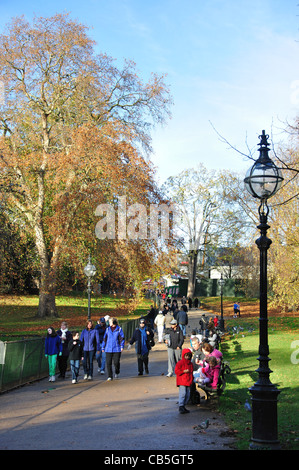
[
  {"x1": 244, "y1": 130, "x2": 283, "y2": 449},
  {"x1": 84, "y1": 256, "x2": 96, "y2": 321},
  {"x1": 153, "y1": 280, "x2": 158, "y2": 310},
  {"x1": 218, "y1": 274, "x2": 225, "y2": 330}
]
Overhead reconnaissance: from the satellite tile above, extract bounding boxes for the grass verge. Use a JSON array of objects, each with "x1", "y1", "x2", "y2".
[
  {"x1": 218, "y1": 316, "x2": 299, "y2": 450},
  {"x1": 0, "y1": 293, "x2": 153, "y2": 339}
]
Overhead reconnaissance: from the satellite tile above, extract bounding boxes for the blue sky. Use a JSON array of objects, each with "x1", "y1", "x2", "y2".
[{"x1": 1, "y1": 0, "x2": 299, "y2": 183}]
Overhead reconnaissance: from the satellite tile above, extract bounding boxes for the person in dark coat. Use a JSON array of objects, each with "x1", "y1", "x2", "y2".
[
  {"x1": 147, "y1": 305, "x2": 156, "y2": 329},
  {"x1": 176, "y1": 305, "x2": 189, "y2": 337},
  {"x1": 68, "y1": 331, "x2": 83, "y2": 383},
  {"x1": 95, "y1": 317, "x2": 106, "y2": 375},
  {"x1": 56, "y1": 321, "x2": 73, "y2": 379},
  {"x1": 129, "y1": 318, "x2": 154, "y2": 375},
  {"x1": 164, "y1": 319, "x2": 184, "y2": 377}
]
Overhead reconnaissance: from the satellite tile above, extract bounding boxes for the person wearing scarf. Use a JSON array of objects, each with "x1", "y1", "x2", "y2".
[
  {"x1": 128, "y1": 318, "x2": 154, "y2": 376},
  {"x1": 56, "y1": 321, "x2": 73, "y2": 379}
]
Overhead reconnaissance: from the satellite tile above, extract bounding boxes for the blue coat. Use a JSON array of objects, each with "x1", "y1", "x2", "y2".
[
  {"x1": 129, "y1": 327, "x2": 154, "y2": 355},
  {"x1": 45, "y1": 335, "x2": 62, "y2": 356},
  {"x1": 95, "y1": 324, "x2": 106, "y2": 344},
  {"x1": 80, "y1": 328, "x2": 100, "y2": 352},
  {"x1": 102, "y1": 325, "x2": 125, "y2": 353}
]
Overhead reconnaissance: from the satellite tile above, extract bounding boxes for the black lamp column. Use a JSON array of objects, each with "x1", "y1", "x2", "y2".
[
  {"x1": 218, "y1": 274, "x2": 225, "y2": 330},
  {"x1": 244, "y1": 130, "x2": 283, "y2": 450},
  {"x1": 249, "y1": 200, "x2": 280, "y2": 449}
]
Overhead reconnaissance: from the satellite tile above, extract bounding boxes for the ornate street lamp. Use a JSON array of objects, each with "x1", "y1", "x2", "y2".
[
  {"x1": 84, "y1": 256, "x2": 96, "y2": 321},
  {"x1": 244, "y1": 130, "x2": 283, "y2": 449},
  {"x1": 218, "y1": 274, "x2": 225, "y2": 330}
]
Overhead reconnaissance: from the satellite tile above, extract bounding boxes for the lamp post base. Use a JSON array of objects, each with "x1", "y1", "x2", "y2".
[{"x1": 249, "y1": 383, "x2": 280, "y2": 450}]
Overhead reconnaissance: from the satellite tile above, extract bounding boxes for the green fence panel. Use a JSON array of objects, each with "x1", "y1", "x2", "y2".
[
  {"x1": 0, "y1": 338, "x2": 48, "y2": 393},
  {"x1": 119, "y1": 318, "x2": 140, "y2": 341},
  {"x1": 21, "y1": 339, "x2": 48, "y2": 382},
  {"x1": 1, "y1": 341, "x2": 24, "y2": 389}
]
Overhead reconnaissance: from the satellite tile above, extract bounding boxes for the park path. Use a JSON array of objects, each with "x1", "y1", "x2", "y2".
[{"x1": 0, "y1": 309, "x2": 236, "y2": 451}]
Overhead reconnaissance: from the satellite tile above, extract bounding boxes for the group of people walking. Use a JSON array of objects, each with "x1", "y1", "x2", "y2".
[
  {"x1": 45, "y1": 316, "x2": 125, "y2": 383},
  {"x1": 44, "y1": 304, "x2": 224, "y2": 415}
]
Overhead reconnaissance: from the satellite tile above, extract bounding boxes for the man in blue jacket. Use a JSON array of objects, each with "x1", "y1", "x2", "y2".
[{"x1": 129, "y1": 318, "x2": 154, "y2": 376}]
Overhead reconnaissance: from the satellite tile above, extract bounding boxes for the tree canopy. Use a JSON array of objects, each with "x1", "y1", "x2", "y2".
[{"x1": 0, "y1": 13, "x2": 172, "y2": 316}]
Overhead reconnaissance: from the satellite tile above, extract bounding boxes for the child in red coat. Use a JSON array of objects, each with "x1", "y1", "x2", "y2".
[{"x1": 174, "y1": 348, "x2": 194, "y2": 414}]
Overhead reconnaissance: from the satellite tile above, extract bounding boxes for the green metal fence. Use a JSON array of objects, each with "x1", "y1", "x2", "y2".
[
  {"x1": 0, "y1": 317, "x2": 141, "y2": 393},
  {"x1": 0, "y1": 337, "x2": 49, "y2": 393}
]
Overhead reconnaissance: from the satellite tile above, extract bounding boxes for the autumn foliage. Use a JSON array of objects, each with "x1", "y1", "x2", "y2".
[{"x1": 0, "y1": 13, "x2": 172, "y2": 317}]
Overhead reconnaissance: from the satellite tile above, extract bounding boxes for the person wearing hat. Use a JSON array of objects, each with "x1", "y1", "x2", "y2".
[
  {"x1": 128, "y1": 318, "x2": 154, "y2": 375},
  {"x1": 95, "y1": 317, "x2": 107, "y2": 374},
  {"x1": 164, "y1": 319, "x2": 184, "y2": 377}
]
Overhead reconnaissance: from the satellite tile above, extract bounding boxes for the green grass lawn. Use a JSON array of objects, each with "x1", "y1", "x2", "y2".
[
  {"x1": 0, "y1": 293, "x2": 153, "y2": 339},
  {"x1": 218, "y1": 316, "x2": 299, "y2": 450}
]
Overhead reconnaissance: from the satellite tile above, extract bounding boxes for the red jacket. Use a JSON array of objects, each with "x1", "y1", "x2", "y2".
[{"x1": 175, "y1": 349, "x2": 194, "y2": 387}]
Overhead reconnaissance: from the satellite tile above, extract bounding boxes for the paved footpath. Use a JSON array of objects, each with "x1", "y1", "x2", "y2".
[{"x1": 0, "y1": 310, "x2": 236, "y2": 452}]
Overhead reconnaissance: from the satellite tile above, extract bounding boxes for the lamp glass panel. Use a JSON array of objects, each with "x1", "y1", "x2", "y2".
[{"x1": 244, "y1": 162, "x2": 283, "y2": 199}]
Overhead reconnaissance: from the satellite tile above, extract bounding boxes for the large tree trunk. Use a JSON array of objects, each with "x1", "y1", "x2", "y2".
[
  {"x1": 38, "y1": 284, "x2": 58, "y2": 318},
  {"x1": 187, "y1": 250, "x2": 198, "y2": 298},
  {"x1": 34, "y1": 222, "x2": 59, "y2": 318}
]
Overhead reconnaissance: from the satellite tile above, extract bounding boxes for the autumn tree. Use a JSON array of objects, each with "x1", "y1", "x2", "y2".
[
  {"x1": 163, "y1": 165, "x2": 228, "y2": 297},
  {"x1": 268, "y1": 141, "x2": 299, "y2": 311},
  {"x1": 0, "y1": 13, "x2": 172, "y2": 317}
]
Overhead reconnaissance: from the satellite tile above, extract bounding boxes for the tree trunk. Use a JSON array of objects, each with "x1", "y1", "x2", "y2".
[
  {"x1": 187, "y1": 250, "x2": 198, "y2": 298},
  {"x1": 37, "y1": 286, "x2": 58, "y2": 318},
  {"x1": 34, "y1": 222, "x2": 59, "y2": 318}
]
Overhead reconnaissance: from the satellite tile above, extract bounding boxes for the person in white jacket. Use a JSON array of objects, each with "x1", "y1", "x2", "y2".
[{"x1": 154, "y1": 311, "x2": 166, "y2": 342}]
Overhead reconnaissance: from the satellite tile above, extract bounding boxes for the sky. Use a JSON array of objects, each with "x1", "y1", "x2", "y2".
[{"x1": 1, "y1": 0, "x2": 299, "y2": 184}]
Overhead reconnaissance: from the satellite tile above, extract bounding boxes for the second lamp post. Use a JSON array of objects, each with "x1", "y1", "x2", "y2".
[
  {"x1": 84, "y1": 256, "x2": 96, "y2": 321},
  {"x1": 218, "y1": 274, "x2": 225, "y2": 330}
]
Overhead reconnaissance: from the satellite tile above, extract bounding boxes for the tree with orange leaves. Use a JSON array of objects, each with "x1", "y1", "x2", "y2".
[{"x1": 0, "y1": 13, "x2": 172, "y2": 317}]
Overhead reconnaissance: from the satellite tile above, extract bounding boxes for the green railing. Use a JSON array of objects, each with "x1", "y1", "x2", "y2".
[{"x1": 0, "y1": 337, "x2": 49, "y2": 393}]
